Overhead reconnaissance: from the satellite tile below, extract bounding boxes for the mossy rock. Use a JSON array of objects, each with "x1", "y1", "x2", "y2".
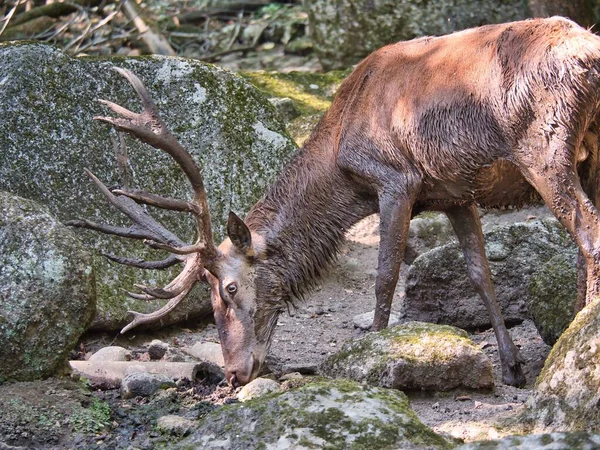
[
  {"x1": 321, "y1": 321, "x2": 493, "y2": 391},
  {"x1": 171, "y1": 379, "x2": 456, "y2": 449},
  {"x1": 0, "y1": 191, "x2": 95, "y2": 382},
  {"x1": 527, "y1": 253, "x2": 577, "y2": 345},
  {"x1": 455, "y1": 432, "x2": 600, "y2": 449},
  {"x1": 304, "y1": 0, "x2": 528, "y2": 70},
  {"x1": 404, "y1": 220, "x2": 577, "y2": 332},
  {"x1": 520, "y1": 296, "x2": 600, "y2": 432},
  {"x1": 0, "y1": 42, "x2": 298, "y2": 332}
]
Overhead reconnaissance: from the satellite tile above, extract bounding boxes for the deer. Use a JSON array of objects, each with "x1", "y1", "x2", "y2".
[{"x1": 68, "y1": 16, "x2": 600, "y2": 388}]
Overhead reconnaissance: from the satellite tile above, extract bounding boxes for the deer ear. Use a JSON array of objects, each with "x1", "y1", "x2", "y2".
[{"x1": 227, "y1": 211, "x2": 252, "y2": 254}]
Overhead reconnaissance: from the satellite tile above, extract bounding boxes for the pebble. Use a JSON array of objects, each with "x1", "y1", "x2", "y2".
[
  {"x1": 237, "y1": 378, "x2": 281, "y2": 402},
  {"x1": 148, "y1": 340, "x2": 169, "y2": 360},
  {"x1": 156, "y1": 415, "x2": 195, "y2": 436},
  {"x1": 89, "y1": 346, "x2": 131, "y2": 362},
  {"x1": 120, "y1": 372, "x2": 176, "y2": 399},
  {"x1": 352, "y1": 310, "x2": 400, "y2": 330}
]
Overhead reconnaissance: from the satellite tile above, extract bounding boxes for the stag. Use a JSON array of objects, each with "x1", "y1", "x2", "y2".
[{"x1": 69, "y1": 17, "x2": 600, "y2": 388}]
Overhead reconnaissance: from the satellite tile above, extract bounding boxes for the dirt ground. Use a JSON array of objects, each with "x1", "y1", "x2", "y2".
[{"x1": 73, "y1": 208, "x2": 553, "y2": 446}]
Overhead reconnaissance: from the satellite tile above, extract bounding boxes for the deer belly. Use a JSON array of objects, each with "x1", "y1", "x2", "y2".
[
  {"x1": 472, "y1": 160, "x2": 540, "y2": 208},
  {"x1": 422, "y1": 160, "x2": 540, "y2": 209}
]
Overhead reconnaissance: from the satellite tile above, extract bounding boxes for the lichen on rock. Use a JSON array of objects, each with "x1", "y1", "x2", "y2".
[
  {"x1": 0, "y1": 42, "x2": 298, "y2": 332},
  {"x1": 404, "y1": 219, "x2": 577, "y2": 337},
  {"x1": 304, "y1": 0, "x2": 528, "y2": 70},
  {"x1": 519, "y1": 296, "x2": 600, "y2": 432},
  {"x1": 172, "y1": 379, "x2": 455, "y2": 449},
  {"x1": 0, "y1": 191, "x2": 95, "y2": 382},
  {"x1": 321, "y1": 321, "x2": 493, "y2": 391}
]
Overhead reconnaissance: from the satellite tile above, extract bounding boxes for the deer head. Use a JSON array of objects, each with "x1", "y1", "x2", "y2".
[{"x1": 68, "y1": 68, "x2": 280, "y2": 386}]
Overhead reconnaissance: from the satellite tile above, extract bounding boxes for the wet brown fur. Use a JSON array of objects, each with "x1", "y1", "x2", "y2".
[
  {"x1": 247, "y1": 17, "x2": 600, "y2": 299},
  {"x1": 224, "y1": 17, "x2": 600, "y2": 386}
]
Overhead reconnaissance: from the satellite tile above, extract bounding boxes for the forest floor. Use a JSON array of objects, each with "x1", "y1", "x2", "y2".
[{"x1": 76, "y1": 208, "x2": 553, "y2": 447}]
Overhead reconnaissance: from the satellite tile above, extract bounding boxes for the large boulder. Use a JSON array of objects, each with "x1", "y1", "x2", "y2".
[
  {"x1": 455, "y1": 432, "x2": 600, "y2": 450},
  {"x1": 174, "y1": 379, "x2": 455, "y2": 449},
  {"x1": 0, "y1": 191, "x2": 95, "y2": 382},
  {"x1": 0, "y1": 42, "x2": 298, "y2": 331},
  {"x1": 304, "y1": 0, "x2": 597, "y2": 70},
  {"x1": 520, "y1": 296, "x2": 600, "y2": 431},
  {"x1": 321, "y1": 322, "x2": 493, "y2": 391},
  {"x1": 403, "y1": 220, "x2": 577, "y2": 337}
]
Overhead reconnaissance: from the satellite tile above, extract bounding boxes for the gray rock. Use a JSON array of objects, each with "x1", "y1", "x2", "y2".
[
  {"x1": 268, "y1": 97, "x2": 301, "y2": 122},
  {"x1": 0, "y1": 191, "x2": 95, "y2": 382},
  {"x1": 520, "y1": 297, "x2": 600, "y2": 431},
  {"x1": 405, "y1": 213, "x2": 455, "y2": 264},
  {"x1": 89, "y1": 346, "x2": 131, "y2": 362},
  {"x1": 304, "y1": 0, "x2": 527, "y2": 70},
  {"x1": 156, "y1": 415, "x2": 195, "y2": 436},
  {"x1": 237, "y1": 377, "x2": 281, "y2": 402},
  {"x1": 174, "y1": 379, "x2": 454, "y2": 449},
  {"x1": 186, "y1": 341, "x2": 224, "y2": 368},
  {"x1": 120, "y1": 372, "x2": 176, "y2": 399},
  {"x1": 404, "y1": 220, "x2": 577, "y2": 335},
  {"x1": 321, "y1": 321, "x2": 493, "y2": 391},
  {"x1": 148, "y1": 340, "x2": 169, "y2": 360},
  {"x1": 0, "y1": 42, "x2": 297, "y2": 332},
  {"x1": 455, "y1": 432, "x2": 600, "y2": 449},
  {"x1": 352, "y1": 310, "x2": 400, "y2": 330}
]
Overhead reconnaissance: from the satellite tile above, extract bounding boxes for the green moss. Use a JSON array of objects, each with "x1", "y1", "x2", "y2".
[
  {"x1": 241, "y1": 70, "x2": 348, "y2": 115},
  {"x1": 183, "y1": 379, "x2": 452, "y2": 449},
  {"x1": 69, "y1": 397, "x2": 111, "y2": 434}
]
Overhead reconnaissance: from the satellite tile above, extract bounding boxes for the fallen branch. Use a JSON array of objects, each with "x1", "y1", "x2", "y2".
[
  {"x1": 121, "y1": 0, "x2": 175, "y2": 56},
  {"x1": 9, "y1": 2, "x2": 78, "y2": 28}
]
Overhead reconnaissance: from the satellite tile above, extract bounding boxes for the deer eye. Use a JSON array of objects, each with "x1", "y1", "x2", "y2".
[{"x1": 226, "y1": 283, "x2": 238, "y2": 295}]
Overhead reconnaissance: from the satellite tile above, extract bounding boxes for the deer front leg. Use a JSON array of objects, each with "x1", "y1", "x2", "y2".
[
  {"x1": 445, "y1": 204, "x2": 526, "y2": 387},
  {"x1": 372, "y1": 190, "x2": 414, "y2": 331}
]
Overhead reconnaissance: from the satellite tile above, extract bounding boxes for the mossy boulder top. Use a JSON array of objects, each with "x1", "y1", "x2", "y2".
[
  {"x1": 521, "y1": 296, "x2": 600, "y2": 432},
  {"x1": 0, "y1": 191, "x2": 95, "y2": 382},
  {"x1": 173, "y1": 379, "x2": 455, "y2": 449},
  {"x1": 321, "y1": 321, "x2": 493, "y2": 391},
  {"x1": 0, "y1": 42, "x2": 298, "y2": 331}
]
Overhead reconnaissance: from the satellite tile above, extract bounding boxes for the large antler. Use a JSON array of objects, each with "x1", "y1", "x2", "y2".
[{"x1": 67, "y1": 67, "x2": 218, "y2": 334}]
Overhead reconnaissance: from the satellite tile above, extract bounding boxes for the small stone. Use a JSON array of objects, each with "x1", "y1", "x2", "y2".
[
  {"x1": 121, "y1": 372, "x2": 176, "y2": 399},
  {"x1": 148, "y1": 340, "x2": 169, "y2": 360},
  {"x1": 352, "y1": 310, "x2": 400, "y2": 330},
  {"x1": 156, "y1": 415, "x2": 195, "y2": 436},
  {"x1": 279, "y1": 372, "x2": 303, "y2": 381},
  {"x1": 237, "y1": 378, "x2": 281, "y2": 402},
  {"x1": 89, "y1": 346, "x2": 131, "y2": 362},
  {"x1": 186, "y1": 342, "x2": 224, "y2": 368}
]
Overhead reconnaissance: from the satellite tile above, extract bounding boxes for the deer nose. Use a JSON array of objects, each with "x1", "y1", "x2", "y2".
[{"x1": 228, "y1": 372, "x2": 240, "y2": 388}]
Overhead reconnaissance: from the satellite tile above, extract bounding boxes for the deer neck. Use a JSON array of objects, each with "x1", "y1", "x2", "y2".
[{"x1": 245, "y1": 137, "x2": 376, "y2": 300}]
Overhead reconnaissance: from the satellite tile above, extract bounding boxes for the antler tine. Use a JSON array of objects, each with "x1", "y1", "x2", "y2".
[
  {"x1": 83, "y1": 168, "x2": 185, "y2": 247},
  {"x1": 95, "y1": 67, "x2": 217, "y2": 259},
  {"x1": 102, "y1": 252, "x2": 181, "y2": 270},
  {"x1": 120, "y1": 254, "x2": 203, "y2": 334}
]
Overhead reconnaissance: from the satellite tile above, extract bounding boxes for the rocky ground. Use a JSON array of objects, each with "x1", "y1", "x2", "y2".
[{"x1": 0, "y1": 207, "x2": 556, "y2": 449}]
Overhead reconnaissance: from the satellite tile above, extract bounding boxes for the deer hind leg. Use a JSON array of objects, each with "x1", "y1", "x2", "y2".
[
  {"x1": 519, "y1": 140, "x2": 600, "y2": 305},
  {"x1": 576, "y1": 131, "x2": 600, "y2": 313},
  {"x1": 445, "y1": 204, "x2": 526, "y2": 387}
]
